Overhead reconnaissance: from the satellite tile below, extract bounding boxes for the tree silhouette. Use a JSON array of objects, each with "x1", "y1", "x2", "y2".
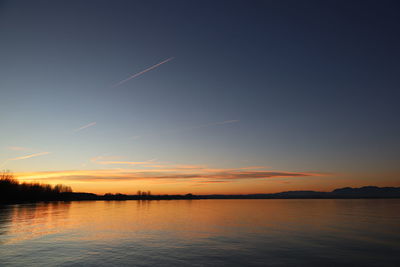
[{"x1": 0, "y1": 170, "x2": 74, "y2": 202}]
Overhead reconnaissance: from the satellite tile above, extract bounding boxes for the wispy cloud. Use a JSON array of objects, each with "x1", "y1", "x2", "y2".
[
  {"x1": 91, "y1": 157, "x2": 208, "y2": 169},
  {"x1": 11, "y1": 152, "x2": 51, "y2": 161},
  {"x1": 0, "y1": 151, "x2": 51, "y2": 168},
  {"x1": 187, "y1": 120, "x2": 239, "y2": 130},
  {"x1": 74, "y1": 122, "x2": 96, "y2": 132},
  {"x1": 237, "y1": 166, "x2": 270, "y2": 170},
  {"x1": 15, "y1": 166, "x2": 325, "y2": 184},
  {"x1": 112, "y1": 57, "x2": 174, "y2": 88}
]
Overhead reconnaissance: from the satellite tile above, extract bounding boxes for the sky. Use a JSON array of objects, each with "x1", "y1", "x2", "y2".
[{"x1": 1, "y1": 0, "x2": 399, "y2": 194}]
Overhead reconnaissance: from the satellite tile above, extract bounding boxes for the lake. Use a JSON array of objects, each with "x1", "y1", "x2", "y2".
[{"x1": 0, "y1": 199, "x2": 399, "y2": 266}]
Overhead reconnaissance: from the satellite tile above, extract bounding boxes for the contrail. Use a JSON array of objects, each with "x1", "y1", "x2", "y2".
[
  {"x1": 0, "y1": 152, "x2": 51, "y2": 168},
  {"x1": 74, "y1": 122, "x2": 97, "y2": 132},
  {"x1": 161, "y1": 120, "x2": 239, "y2": 135},
  {"x1": 187, "y1": 120, "x2": 240, "y2": 130},
  {"x1": 112, "y1": 57, "x2": 174, "y2": 88},
  {"x1": 11, "y1": 152, "x2": 51, "y2": 161}
]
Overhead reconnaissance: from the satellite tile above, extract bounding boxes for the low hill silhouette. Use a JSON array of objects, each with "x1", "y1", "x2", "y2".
[{"x1": 330, "y1": 186, "x2": 400, "y2": 198}]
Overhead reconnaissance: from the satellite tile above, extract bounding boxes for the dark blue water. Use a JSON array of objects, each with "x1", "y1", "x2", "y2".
[{"x1": 0, "y1": 199, "x2": 399, "y2": 266}]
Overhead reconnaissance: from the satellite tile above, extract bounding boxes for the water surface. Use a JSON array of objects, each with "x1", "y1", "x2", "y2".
[{"x1": 0, "y1": 199, "x2": 399, "y2": 266}]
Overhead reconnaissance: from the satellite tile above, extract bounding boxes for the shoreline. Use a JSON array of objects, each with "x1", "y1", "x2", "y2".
[{"x1": 2, "y1": 186, "x2": 400, "y2": 204}]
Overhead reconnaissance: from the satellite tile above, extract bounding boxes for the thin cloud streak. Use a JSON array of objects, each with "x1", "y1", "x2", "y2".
[
  {"x1": 189, "y1": 120, "x2": 240, "y2": 130},
  {"x1": 11, "y1": 152, "x2": 51, "y2": 161},
  {"x1": 15, "y1": 168, "x2": 325, "y2": 183},
  {"x1": 0, "y1": 151, "x2": 51, "y2": 167},
  {"x1": 74, "y1": 122, "x2": 96, "y2": 132},
  {"x1": 112, "y1": 57, "x2": 174, "y2": 88}
]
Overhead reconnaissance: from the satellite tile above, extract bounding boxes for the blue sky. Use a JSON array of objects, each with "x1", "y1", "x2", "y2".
[{"x1": 1, "y1": 0, "x2": 399, "y2": 194}]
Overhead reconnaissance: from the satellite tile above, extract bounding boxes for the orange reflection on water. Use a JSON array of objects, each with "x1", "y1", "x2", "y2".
[
  {"x1": 1, "y1": 199, "x2": 399, "y2": 246},
  {"x1": 3, "y1": 202, "x2": 71, "y2": 244},
  {"x1": 1, "y1": 199, "x2": 399, "y2": 267}
]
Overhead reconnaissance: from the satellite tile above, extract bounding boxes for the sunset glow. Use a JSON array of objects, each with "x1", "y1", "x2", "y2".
[
  {"x1": 0, "y1": 0, "x2": 399, "y2": 196},
  {"x1": 1, "y1": 1, "x2": 400, "y2": 266}
]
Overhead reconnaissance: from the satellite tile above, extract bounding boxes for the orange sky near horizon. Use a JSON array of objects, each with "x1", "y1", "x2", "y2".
[{"x1": 11, "y1": 167, "x2": 400, "y2": 195}]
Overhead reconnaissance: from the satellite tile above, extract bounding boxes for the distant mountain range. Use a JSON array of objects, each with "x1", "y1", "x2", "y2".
[
  {"x1": 257, "y1": 186, "x2": 400, "y2": 199},
  {"x1": 192, "y1": 186, "x2": 400, "y2": 199}
]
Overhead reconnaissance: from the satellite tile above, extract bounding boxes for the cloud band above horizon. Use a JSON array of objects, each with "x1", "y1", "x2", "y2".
[{"x1": 15, "y1": 167, "x2": 324, "y2": 184}]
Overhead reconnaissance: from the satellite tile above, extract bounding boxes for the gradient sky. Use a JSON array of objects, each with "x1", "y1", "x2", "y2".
[{"x1": 1, "y1": 0, "x2": 399, "y2": 194}]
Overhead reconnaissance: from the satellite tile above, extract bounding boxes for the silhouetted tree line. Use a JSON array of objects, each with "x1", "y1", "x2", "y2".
[
  {"x1": 2, "y1": 170, "x2": 400, "y2": 202},
  {"x1": 102, "y1": 190, "x2": 153, "y2": 200},
  {"x1": 99, "y1": 187, "x2": 400, "y2": 200},
  {"x1": 0, "y1": 171, "x2": 73, "y2": 202}
]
